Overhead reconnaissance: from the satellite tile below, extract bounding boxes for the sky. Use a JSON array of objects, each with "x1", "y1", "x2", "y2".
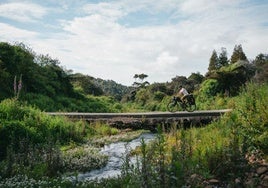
[{"x1": 0, "y1": 0, "x2": 267, "y2": 86}]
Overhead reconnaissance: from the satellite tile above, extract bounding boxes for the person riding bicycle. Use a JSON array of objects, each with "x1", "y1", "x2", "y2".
[
  {"x1": 177, "y1": 85, "x2": 189, "y2": 103},
  {"x1": 168, "y1": 85, "x2": 196, "y2": 112}
]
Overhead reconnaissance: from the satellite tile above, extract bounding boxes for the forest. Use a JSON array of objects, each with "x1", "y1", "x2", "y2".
[{"x1": 0, "y1": 41, "x2": 267, "y2": 187}]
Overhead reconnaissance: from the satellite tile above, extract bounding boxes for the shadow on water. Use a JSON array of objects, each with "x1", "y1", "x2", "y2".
[{"x1": 77, "y1": 132, "x2": 156, "y2": 181}]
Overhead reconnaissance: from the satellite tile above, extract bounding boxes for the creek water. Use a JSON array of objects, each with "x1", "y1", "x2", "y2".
[{"x1": 76, "y1": 132, "x2": 156, "y2": 181}]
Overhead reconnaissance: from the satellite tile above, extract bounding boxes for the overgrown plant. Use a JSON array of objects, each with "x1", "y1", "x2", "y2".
[{"x1": 234, "y1": 82, "x2": 268, "y2": 154}]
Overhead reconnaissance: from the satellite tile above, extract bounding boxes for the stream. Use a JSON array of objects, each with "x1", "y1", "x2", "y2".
[{"x1": 76, "y1": 132, "x2": 156, "y2": 181}]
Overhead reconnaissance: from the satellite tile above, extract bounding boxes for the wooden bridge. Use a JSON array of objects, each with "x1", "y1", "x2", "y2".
[{"x1": 47, "y1": 109, "x2": 232, "y2": 130}]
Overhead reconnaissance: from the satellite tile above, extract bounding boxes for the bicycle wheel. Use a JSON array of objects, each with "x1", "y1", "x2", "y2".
[
  {"x1": 167, "y1": 101, "x2": 178, "y2": 112},
  {"x1": 185, "y1": 95, "x2": 196, "y2": 112}
]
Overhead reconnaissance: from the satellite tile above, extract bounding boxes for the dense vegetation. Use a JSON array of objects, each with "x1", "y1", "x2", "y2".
[
  {"x1": 0, "y1": 42, "x2": 126, "y2": 112},
  {"x1": 0, "y1": 42, "x2": 267, "y2": 112},
  {"x1": 0, "y1": 41, "x2": 267, "y2": 187}
]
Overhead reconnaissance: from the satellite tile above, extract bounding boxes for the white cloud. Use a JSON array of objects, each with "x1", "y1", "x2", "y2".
[
  {"x1": 0, "y1": 2, "x2": 46, "y2": 22},
  {"x1": 0, "y1": 23, "x2": 38, "y2": 41},
  {"x1": 179, "y1": 0, "x2": 239, "y2": 15},
  {"x1": 0, "y1": 0, "x2": 267, "y2": 86},
  {"x1": 46, "y1": 1, "x2": 268, "y2": 84},
  {"x1": 83, "y1": 2, "x2": 124, "y2": 20}
]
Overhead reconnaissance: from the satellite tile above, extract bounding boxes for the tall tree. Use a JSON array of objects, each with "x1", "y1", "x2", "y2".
[
  {"x1": 218, "y1": 47, "x2": 229, "y2": 68},
  {"x1": 230, "y1": 44, "x2": 247, "y2": 64},
  {"x1": 253, "y1": 53, "x2": 268, "y2": 83},
  {"x1": 132, "y1": 73, "x2": 149, "y2": 88},
  {"x1": 254, "y1": 53, "x2": 267, "y2": 67},
  {"x1": 188, "y1": 72, "x2": 204, "y2": 84},
  {"x1": 208, "y1": 50, "x2": 219, "y2": 72},
  {"x1": 138, "y1": 73, "x2": 148, "y2": 82}
]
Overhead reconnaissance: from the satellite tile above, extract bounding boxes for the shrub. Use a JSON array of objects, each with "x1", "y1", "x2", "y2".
[
  {"x1": 153, "y1": 91, "x2": 165, "y2": 101},
  {"x1": 232, "y1": 82, "x2": 268, "y2": 154},
  {"x1": 62, "y1": 145, "x2": 108, "y2": 172},
  {"x1": 0, "y1": 99, "x2": 85, "y2": 160}
]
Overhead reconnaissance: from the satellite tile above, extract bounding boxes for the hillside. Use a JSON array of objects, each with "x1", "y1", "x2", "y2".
[
  {"x1": 0, "y1": 42, "x2": 127, "y2": 112},
  {"x1": 0, "y1": 41, "x2": 267, "y2": 113}
]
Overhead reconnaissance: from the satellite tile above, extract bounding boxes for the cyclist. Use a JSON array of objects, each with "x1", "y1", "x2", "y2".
[{"x1": 177, "y1": 85, "x2": 189, "y2": 102}]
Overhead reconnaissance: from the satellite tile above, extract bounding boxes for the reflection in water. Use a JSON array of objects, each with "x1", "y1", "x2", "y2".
[{"x1": 77, "y1": 133, "x2": 156, "y2": 181}]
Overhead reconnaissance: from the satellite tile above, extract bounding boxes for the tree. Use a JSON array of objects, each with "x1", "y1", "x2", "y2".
[
  {"x1": 70, "y1": 73, "x2": 103, "y2": 96},
  {"x1": 188, "y1": 72, "x2": 204, "y2": 84},
  {"x1": 254, "y1": 53, "x2": 267, "y2": 67},
  {"x1": 0, "y1": 42, "x2": 36, "y2": 97},
  {"x1": 198, "y1": 79, "x2": 221, "y2": 98},
  {"x1": 132, "y1": 73, "x2": 149, "y2": 88},
  {"x1": 138, "y1": 73, "x2": 148, "y2": 82},
  {"x1": 208, "y1": 50, "x2": 219, "y2": 73},
  {"x1": 218, "y1": 47, "x2": 229, "y2": 68},
  {"x1": 0, "y1": 60, "x2": 10, "y2": 99},
  {"x1": 133, "y1": 74, "x2": 139, "y2": 81},
  {"x1": 230, "y1": 44, "x2": 247, "y2": 64},
  {"x1": 253, "y1": 53, "x2": 268, "y2": 83},
  {"x1": 209, "y1": 60, "x2": 255, "y2": 96},
  {"x1": 0, "y1": 42, "x2": 78, "y2": 99}
]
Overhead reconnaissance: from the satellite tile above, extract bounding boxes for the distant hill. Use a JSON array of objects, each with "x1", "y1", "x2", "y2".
[
  {"x1": 94, "y1": 78, "x2": 132, "y2": 101},
  {"x1": 69, "y1": 73, "x2": 132, "y2": 101}
]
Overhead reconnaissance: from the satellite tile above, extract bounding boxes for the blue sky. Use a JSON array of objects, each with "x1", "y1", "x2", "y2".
[{"x1": 0, "y1": 0, "x2": 267, "y2": 86}]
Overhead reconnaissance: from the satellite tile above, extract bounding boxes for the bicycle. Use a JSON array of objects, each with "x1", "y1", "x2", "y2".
[{"x1": 167, "y1": 94, "x2": 196, "y2": 112}]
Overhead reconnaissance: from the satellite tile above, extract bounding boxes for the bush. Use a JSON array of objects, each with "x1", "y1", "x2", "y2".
[
  {"x1": 62, "y1": 145, "x2": 108, "y2": 172},
  {"x1": 232, "y1": 82, "x2": 268, "y2": 154},
  {"x1": 0, "y1": 99, "x2": 85, "y2": 160},
  {"x1": 153, "y1": 91, "x2": 165, "y2": 101},
  {"x1": 22, "y1": 93, "x2": 56, "y2": 111}
]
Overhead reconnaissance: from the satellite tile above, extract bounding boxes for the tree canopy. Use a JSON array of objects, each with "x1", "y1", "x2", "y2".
[{"x1": 230, "y1": 44, "x2": 248, "y2": 64}]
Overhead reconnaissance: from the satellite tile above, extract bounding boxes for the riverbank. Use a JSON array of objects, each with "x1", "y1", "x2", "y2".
[{"x1": 0, "y1": 129, "x2": 156, "y2": 187}]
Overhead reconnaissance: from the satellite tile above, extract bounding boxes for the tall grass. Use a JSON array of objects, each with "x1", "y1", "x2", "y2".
[
  {"x1": 103, "y1": 82, "x2": 268, "y2": 187},
  {"x1": 231, "y1": 82, "x2": 268, "y2": 154},
  {"x1": 0, "y1": 99, "x2": 85, "y2": 148},
  {"x1": 0, "y1": 99, "x2": 113, "y2": 180}
]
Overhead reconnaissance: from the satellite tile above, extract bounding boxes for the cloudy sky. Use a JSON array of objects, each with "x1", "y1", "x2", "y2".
[{"x1": 0, "y1": 0, "x2": 267, "y2": 86}]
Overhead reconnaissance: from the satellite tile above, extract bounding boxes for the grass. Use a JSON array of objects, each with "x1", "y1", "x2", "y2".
[{"x1": 0, "y1": 82, "x2": 267, "y2": 187}]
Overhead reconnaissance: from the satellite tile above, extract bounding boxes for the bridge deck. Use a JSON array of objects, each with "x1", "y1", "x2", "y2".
[{"x1": 47, "y1": 109, "x2": 232, "y2": 120}]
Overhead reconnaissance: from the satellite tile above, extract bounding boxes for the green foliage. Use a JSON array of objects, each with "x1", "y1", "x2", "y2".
[
  {"x1": 92, "y1": 83, "x2": 266, "y2": 187},
  {"x1": 188, "y1": 72, "x2": 204, "y2": 85},
  {"x1": 62, "y1": 145, "x2": 108, "y2": 172},
  {"x1": 208, "y1": 49, "x2": 219, "y2": 72},
  {"x1": 0, "y1": 42, "x2": 123, "y2": 112},
  {"x1": 196, "y1": 79, "x2": 221, "y2": 109},
  {"x1": 253, "y1": 53, "x2": 268, "y2": 83},
  {"x1": 134, "y1": 88, "x2": 150, "y2": 105},
  {"x1": 0, "y1": 98, "x2": 118, "y2": 180},
  {"x1": 230, "y1": 44, "x2": 248, "y2": 64},
  {"x1": 22, "y1": 93, "x2": 56, "y2": 111},
  {"x1": 133, "y1": 73, "x2": 149, "y2": 88},
  {"x1": 199, "y1": 79, "x2": 220, "y2": 97},
  {"x1": 153, "y1": 91, "x2": 165, "y2": 101},
  {"x1": 0, "y1": 99, "x2": 85, "y2": 160},
  {"x1": 21, "y1": 93, "x2": 122, "y2": 112},
  {"x1": 0, "y1": 83, "x2": 267, "y2": 187},
  {"x1": 218, "y1": 47, "x2": 229, "y2": 67},
  {"x1": 70, "y1": 73, "x2": 104, "y2": 96},
  {"x1": 115, "y1": 110, "x2": 257, "y2": 187},
  {"x1": 94, "y1": 78, "x2": 131, "y2": 101},
  {"x1": 123, "y1": 75, "x2": 203, "y2": 112},
  {"x1": 231, "y1": 82, "x2": 268, "y2": 153},
  {"x1": 205, "y1": 61, "x2": 256, "y2": 96},
  {"x1": 93, "y1": 121, "x2": 119, "y2": 136}
]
